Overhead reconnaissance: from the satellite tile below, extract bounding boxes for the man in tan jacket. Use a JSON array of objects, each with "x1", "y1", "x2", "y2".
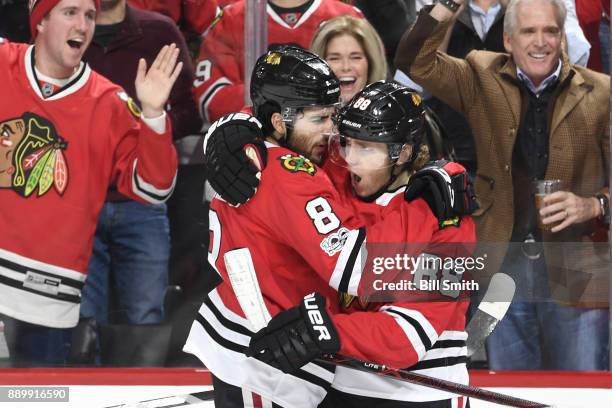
[{"x1": 395, "y1": 0, "x2": 609, "y2": 370}]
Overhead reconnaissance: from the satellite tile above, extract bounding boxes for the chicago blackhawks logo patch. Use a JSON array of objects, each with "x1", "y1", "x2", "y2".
[
  {"x1": 278, "y1": 154, "x2": 316, "y2": 176},
  {"x1": 339, "y1": 292, "x2": 355, "y2": 308},
  {"x1": 266, "y1": 52, "x2": 282, "y2": 65},
  {"x1": 0, "y1": 112, "x2": 69, "y2": 197},
  {"x1": 439, "y1": 216, "x2": 461, "y2": 229},
  {"x1": 338, "y1": 292, "x2": 369, "y2": 309}
]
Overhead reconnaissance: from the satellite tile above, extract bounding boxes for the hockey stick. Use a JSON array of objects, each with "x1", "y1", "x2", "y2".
[
  {"x1": 225, "y1": 247, "x2": 552, "y2": 408},
  {"x1": 466, "y1": 272, "x2": 515, "y2": 357}
]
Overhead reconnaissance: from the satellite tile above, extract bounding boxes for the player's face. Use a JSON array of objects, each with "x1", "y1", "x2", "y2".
[
  {"x1": 0, "y1": 119, "x2": 26, "y2": 188},
  {"x1": 289, "y1": 106, "x2": 335, "y2": 165},
  {"x1": 503, "y1": 0, "x2": 562, "y2": 87},
  {"x1": 342, "y1": 138, "x2": 393, "y2": 198},
  {"x1": 325, "y1": 33, "x2": 369, "y2": 104},
  {"x1": 35, "y1": 0, "x2": 96, "y2": 78}
]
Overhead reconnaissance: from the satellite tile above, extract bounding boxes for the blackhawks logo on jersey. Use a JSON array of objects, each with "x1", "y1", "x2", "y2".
[
  {"x1": 338, "y1": 292, "x2": 370, "y2": 309},
  {"x1": 0, "y1": 112, "x2": 69, "y2": 197},
  {"x1": 266, "y1": 52, "x2": 282, "y2": 65},
  {"x1": 439, "y1": 216, "x2": 461, "y2": 229},
  {"x1": 278, "y1": 154, "x2": 316, "y2": 176}
]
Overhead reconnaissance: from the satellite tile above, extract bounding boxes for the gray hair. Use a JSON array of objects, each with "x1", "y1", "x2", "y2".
[{"x1": 503, "y1": 0, "x2": 566, "y2": 35}]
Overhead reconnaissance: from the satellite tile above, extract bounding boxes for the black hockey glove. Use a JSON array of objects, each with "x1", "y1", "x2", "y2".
[
  {"x1": 204, "y1": 113, "x2": 267, "y2": 206},
  {"x1": 404, "y1": 160, "x2": 479, "y2": 224},
  {"x1": 246, "y1": 292, "x2": 340, "y2": 374}
]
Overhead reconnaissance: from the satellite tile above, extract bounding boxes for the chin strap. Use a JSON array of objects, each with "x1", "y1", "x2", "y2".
[{"x1": 355, "y1": 164, "x2": 407, "y2": 203}]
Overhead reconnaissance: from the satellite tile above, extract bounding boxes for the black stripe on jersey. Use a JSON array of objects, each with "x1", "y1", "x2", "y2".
[
  {"x1": 311, "y1": 360, "x2": 336, "y2": 375},
  {"x1": 132, "y1": 171, "x2": 172, "y2": 202},
  {"x1": 0, "y1": 274, "x2": 80, "y2": 304},
  {"x1": 294, "y1": 367, "x2": 333, "y2": 391},
  {"x1": 384, "y1": 308, "x2": 433, "y2": 351},
  {"x1": 195, "y1": 313, "x2": 247, "y2": 354},
  {"x1": 409, "y1": 356, "x2": 468, "y2": 371},
  {"x1": 203, "y1": 297, "x2": 255, "y2": 337},
  {"x1": 201, "y1": 81, "x2": 229, "y2": 120},
  {"x1": 431, "y1": 339, "x2": 466, "y2": 349},
  {"x1": 195, "y1": 309, "x2": 333, "y2": 390},
  {"x1": 0, "y1": 256, "x2": 84, "y2": 290},
  {"x1": 338, "y1": 227, "x2": 366, "y2": 293}
]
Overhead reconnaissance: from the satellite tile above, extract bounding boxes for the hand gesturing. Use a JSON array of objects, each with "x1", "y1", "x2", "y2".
[{"x1": 135, "y1": 43, "x2": 183, "y2": 118}]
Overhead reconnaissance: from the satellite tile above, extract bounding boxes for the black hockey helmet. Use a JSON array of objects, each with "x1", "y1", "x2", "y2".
[
  {"x1": 329, "y1": 81, "x2": 426, "y2": 168},
  {"x1": 250, "y1": 45, "x2": 341, "y2": 121}
]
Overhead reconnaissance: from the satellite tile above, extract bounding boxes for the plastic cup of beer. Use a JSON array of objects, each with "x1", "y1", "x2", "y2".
[{"x1": 533, "y1": 179, "x2": 563, "y2": 231}]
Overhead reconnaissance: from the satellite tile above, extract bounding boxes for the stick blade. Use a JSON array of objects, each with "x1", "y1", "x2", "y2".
[
  {"x1": 224, "y1": 248, "x2": 271, "y2": 331},
  {"x1": 466, "y1": 273, "x2": 516, "y2": 357}
]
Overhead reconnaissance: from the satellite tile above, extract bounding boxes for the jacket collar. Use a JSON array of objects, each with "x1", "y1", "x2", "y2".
[
  {"x1": 456, "y1": 2, "x2": 505, "y2": 33},
  {"x1": 497, "y1": 50, "x2": 586, "y2": 135}
]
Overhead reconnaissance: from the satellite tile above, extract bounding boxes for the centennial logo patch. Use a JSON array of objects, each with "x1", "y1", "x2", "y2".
[{"x1": 320, "y1": 227, "x2": 349, "y2": 256}]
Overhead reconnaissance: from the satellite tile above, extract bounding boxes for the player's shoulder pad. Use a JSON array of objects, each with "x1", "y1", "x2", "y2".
[
  {"x1": 115, "y1": 90, "x2": 142, "y2": 119},
  {"x1": 0, "y1": 37, "x2": 5, "y2": 44}
]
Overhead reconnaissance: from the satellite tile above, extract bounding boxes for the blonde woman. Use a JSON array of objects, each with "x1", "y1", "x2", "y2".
[{"x1": 310, "y1": 15, "x2": 388, "y2": 104}]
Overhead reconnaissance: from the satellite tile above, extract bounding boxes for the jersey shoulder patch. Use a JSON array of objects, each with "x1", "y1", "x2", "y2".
[
  {"x1": 439, "y1": 216, "x2": 461, "y2": 229},
  {"x1": 116, "y1": 91, "x2": 141, "y2": 119},
  {"x1": 276, "y1": 153, "x2": 317, "y2": 176},
  {"x1": 203, "y1": 7, "x2": 224, "y2": 37}
]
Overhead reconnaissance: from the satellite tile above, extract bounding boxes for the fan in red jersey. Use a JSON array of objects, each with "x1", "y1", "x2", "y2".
[
  {"x1": 193, "y1": 0, "x2": 363, "y2": 124},
  {"x1": 0, "y1": 0, "x2": 180, "y2": 366}
]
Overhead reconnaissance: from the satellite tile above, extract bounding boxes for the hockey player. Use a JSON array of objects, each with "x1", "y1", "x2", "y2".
[
  {"x1": 184, "y1": 46, "x2": 475, "y2": 407},
  {"x1": 193, "y1": 0, "x2": 362, "y2": 123},
  {"x1": 0, "y1": 0, "x2": 180, "y2": 362},
  {"x1": 249, "y1": 81, "x2": 474, "y2": 407}
]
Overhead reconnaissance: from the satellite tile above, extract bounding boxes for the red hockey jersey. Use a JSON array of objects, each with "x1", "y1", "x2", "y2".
[
  {"x1": 193, "y1": 0, "x2": 362, "y2": 123},
  {"x1": 326, "y1": 161, "x2": 473, "y2": 402},
  {"x1": 184, "y1": 144, "x2": 474, "y2": 405},
  {"x1": 0, "y1": 40, "x2": 178, "y2": 328}
]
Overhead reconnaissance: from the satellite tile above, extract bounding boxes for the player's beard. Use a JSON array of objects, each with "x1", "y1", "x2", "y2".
[{"x1": 100, "y1": 0, "x2": 123, "y2": 12}]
